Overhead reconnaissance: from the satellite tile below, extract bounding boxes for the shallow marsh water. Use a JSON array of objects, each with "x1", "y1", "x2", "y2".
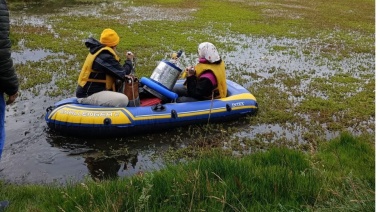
[{"x1": 0, "y1": 3, "x2": 374, "y2": 185}]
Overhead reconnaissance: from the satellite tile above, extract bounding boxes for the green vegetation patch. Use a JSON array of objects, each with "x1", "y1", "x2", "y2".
[
  {"x1": 148, "y1": 148, "x2": 320, "y2": 211},
  {"x1": 298, "y1": 73, "x2": 374, "y2": 130},
  {"x1": 312, "y1": 132, "x2": 375, "y2": 210}
]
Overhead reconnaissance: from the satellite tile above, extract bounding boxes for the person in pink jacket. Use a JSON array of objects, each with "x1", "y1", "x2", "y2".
[{"x1": 174, "y1": 42, "x2": 227, "y2": 102}]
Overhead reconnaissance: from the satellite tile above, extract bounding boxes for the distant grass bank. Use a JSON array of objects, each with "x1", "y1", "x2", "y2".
[
  {"x1": 0, "y1": 133, "x2": 374, "y2": 211},
  {"x1": 8, "y1": 0, "x2": 374, "y2": 91}
]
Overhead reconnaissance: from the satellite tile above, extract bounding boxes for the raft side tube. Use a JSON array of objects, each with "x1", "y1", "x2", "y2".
[{"x1": 54, "y1": 97, "x2": 79, "y2": 107}]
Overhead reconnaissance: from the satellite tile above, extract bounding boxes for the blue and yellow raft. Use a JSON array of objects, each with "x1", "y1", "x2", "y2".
[{"x1": 45, "y1": 79, "x2": 258, "y2": 137}]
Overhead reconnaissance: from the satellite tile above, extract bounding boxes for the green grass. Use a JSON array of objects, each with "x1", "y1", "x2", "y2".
[
  {"x1": 312, "y1": 132, "x2": 375, "y2": 211},
  {"x1": 0, "y1": 132, "x2": 374, "y2": 211}
]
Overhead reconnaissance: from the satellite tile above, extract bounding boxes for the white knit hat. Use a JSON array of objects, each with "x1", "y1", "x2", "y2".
[{"x1": 198, "y1": 42, "x2": 220, "y2": 63}]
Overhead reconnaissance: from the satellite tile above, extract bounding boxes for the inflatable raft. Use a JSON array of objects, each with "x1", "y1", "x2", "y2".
[{"x1": 45, "y1": 79, "x2": 258, "y2": 137}]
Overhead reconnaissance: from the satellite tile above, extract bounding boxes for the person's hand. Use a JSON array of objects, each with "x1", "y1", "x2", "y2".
[
  {"x1": 186, "y1": 66, "x2": 195, "y2": 76},
  {"x1": 126, "y1": 51, "x2": 134, "y2": 61},
  {"x1": 6, "y1": 92, "x2": 18, "y2": 105}
]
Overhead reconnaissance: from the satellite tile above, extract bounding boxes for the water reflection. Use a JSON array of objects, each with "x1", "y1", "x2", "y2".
[
  {"x1": 84, "y1": 153, "x2": 138, "y2": 181},
  {"x1": 44, "y1": 132, "x2": 175, "y2": 183},
  {"x1": 83, "y1": 147, "x2": 139, "y2": 181}
]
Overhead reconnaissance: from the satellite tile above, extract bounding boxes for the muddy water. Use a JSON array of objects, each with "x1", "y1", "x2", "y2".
[
  {"x1": 0, "y1": 5, "x2": 374, "y2": 185},
  {"x1": 1, "y1": 89, "x2": 181, "y2": 184}
]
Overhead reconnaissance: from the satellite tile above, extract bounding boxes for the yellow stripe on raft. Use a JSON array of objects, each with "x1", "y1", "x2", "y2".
[
  {"x1": 49, "y1": 105, "x2": 131, "y2": 125},
  {"x1": 178, "y1": 105, "x2": 257, "y2": 118},
  {"x1": 121, "y1": 109, "x2": 171, "y2": 121},
  {"x1": 122, "y1": 93, "x2": 257, "y2": 120},
  {"x1": 221, "y1": 93, "x2": 257, "y2": 102},
  {"x1": 177, "y1": 93, "x2": 258, "y2": 118}
]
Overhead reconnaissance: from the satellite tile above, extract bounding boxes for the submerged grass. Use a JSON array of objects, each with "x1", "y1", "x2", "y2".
[{"x1": 0, "y1": 133, "x2": 374, "y2": 211}]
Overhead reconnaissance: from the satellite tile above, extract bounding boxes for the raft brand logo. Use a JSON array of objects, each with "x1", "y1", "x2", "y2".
[
  {"x1": 60, "y1": 109, "x2": 80, "y2": 116},
  {"x1": 82, "y1": 111, "x2": 120, "y2": 117},
  {"x1": 232, "y1": 102, "x2": 244, "y2": 107},
  {"x1": 60, "y1": 109, "x2": 120, "y2": 117}
]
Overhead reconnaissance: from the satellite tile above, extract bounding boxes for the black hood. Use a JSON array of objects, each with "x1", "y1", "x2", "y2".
[{"x1": 85, "y1": 37, "x2": 105, "y2": 54}]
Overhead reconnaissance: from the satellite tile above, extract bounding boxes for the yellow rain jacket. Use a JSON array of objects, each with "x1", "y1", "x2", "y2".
[
  {"x1": 77, "y1": 46, "x2": 120, "y2": 91},
  {"x1": 194, "y1": 61, "x2": 227, "y2": 98}
]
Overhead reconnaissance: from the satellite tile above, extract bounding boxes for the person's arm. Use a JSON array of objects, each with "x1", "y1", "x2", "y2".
[
  {"x1": 0, "y1": 57, "x2": 19, "y2": 104},
  {"x1": 0, "y1": 0, "x2": 19, "y2": 104},
  {"x1": 123, "y1": 51, "x2": 134, "y2": 75},
  {"x1": 5, "y1": 93, "x2": 18, "y2": 105},
  {"x1": 93, "y1": 52, "x2": 132, "y2": 80}
]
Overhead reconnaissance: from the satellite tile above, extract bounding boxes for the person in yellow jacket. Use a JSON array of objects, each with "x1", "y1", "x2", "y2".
[
  {"x1": 76, "y1": 28, "x2": 134, "y2": 107},
  {"x1": 173, "y1": 42, "x2": 227, "y2": 102}
]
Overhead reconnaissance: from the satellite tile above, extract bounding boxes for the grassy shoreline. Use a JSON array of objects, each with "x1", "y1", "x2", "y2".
[{"x1": 0, "y1": 133, "x2": 375, "y2": 211}]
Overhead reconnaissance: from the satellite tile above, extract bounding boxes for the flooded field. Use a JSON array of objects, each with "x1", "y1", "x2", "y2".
[{"x1": 0, "y1": 1, "x2": 374, "y2": 185}]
